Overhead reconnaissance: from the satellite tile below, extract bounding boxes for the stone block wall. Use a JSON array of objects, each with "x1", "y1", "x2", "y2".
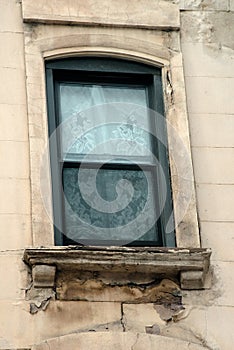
[
  {"x1": 181, "y1": 3, "x2": 234, "y2": 348},
  {"x1": 0, "y1": 1, "x2": 31, "y2": 348}
]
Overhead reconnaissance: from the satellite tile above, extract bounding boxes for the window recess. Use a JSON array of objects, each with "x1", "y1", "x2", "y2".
[{"x1": 46, "y1": 57, "x2": 175, "y2": 247}]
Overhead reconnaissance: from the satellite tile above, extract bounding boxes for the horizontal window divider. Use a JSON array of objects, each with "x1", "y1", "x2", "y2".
[
  {"x1": 61, "y1": 154, "x2": 156, "y2": 164},
  {"x1": 61, "y1": 161, "x2": 157, "y2": 171}
]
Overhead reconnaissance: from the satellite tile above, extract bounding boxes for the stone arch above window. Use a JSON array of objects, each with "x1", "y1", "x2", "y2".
[{"x1": 31, "y1": 332, "x2": 208, "y2": 350}]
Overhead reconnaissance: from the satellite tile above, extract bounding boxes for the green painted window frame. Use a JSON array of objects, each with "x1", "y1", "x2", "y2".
[{"x1": 45, "y1": 57, "x2": 175, "y2": 247}]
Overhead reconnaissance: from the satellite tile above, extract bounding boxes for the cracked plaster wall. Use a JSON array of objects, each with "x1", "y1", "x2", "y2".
[{"x1": 0, "y1": 0, "x2": 234, "y2": 349}]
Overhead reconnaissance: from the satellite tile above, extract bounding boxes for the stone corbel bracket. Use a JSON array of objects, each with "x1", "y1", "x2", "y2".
[
  {"x1": 23, "y1": 247, "x2": 211, "y2": 291},
  {"x1": 32, "y1": 265, "x2": 56, "y2": 288}
]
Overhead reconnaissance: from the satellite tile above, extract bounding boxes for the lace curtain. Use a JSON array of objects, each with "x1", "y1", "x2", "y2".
[{"x1": 59, "y1": 83, "x2": 159, "y2": 245}]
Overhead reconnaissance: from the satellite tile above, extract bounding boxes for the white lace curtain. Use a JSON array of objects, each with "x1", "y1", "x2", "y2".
[{"x1": 58, "y1": 82, "x2": 159, "y2": 245}]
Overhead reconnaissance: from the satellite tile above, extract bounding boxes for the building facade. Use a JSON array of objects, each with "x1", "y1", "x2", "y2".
[{"x1": 0, "y1": 0, "x2": 234, "y2": 349}]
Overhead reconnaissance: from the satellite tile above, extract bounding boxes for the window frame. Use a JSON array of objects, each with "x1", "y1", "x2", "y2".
[{"x1": 46, "y1": 57, "x2": 175, "y2": 247}]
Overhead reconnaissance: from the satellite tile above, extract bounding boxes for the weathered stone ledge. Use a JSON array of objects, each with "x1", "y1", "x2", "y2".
[
  {"x1": 21, "y1": 0, "x2": 180, "y2": 30},
  {"x1": 23, "y1": 246, "x2": 211, "y2": 291}
]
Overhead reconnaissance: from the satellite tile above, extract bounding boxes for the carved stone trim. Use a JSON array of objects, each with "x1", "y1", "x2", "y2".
[
  {"x1": 181, "y1": 270, "x2": 207, "y2": 290},
  {"x1": 31, "y1": 331, "x2": 208, "y2": 350},
  {"x1": 32, "y1": 265, "x2": 56, "y2": 288},
  {"x1": 21, "y1": 0, "x2": 180, "y2": 30},
  {"x1": 24, "y1": 247, "x2": 211, "y2": 291}
]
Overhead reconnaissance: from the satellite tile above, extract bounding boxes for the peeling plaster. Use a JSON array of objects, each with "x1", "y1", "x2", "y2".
[
  {"x1": 154, "y1": 303, "x2": 185, "y2": 323},
  {"x1": 26, "y1": 287, "x2": 55, "y2": 314},
  {"x1": 166, "y1": 69, "x2": 174, "y2": 104}
]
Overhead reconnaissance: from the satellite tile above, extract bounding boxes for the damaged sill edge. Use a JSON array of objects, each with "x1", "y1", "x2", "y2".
[{"x1": 23, "y1": 246, "x2": 211, "y2": 290}]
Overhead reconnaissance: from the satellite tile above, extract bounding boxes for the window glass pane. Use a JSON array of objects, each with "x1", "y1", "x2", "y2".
[
  {"x1": 59, "y1": 84, "x2": 153, "y2": 159},
  {"x1": 62, "y1": 167, "x2": 160, "y2": 245},
  {"x1": 60, "y1": 84, "x2": 148, "y2": 118}
]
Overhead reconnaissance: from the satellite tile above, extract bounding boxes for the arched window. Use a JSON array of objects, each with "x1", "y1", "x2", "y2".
[{"x1": 46, "y1": 57, "x2": 175, "y2": 247}]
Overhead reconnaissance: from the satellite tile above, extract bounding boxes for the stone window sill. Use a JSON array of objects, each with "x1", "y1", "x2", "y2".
[{"x1": 23, "y1": 246, "x2": 211, "y2": 293}]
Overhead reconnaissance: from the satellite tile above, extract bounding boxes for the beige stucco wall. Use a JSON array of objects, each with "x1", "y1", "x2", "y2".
[
  {"x1": 181, "y1": 5, "x2": 234, "y2": 349},
  {"x1": 0, "y1": 0, "x2": 31, "y2": 346},
  {"x1": 0, "y1": 0, "x2": 233, "y2": 349}
]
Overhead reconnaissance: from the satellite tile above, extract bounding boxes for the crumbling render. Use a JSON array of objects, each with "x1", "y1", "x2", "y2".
[
  {"x1": 23, "y1": 247, "x2": 211, "y2": 312},
  {"x1": 166, "y1": 69, "x2": 174, "y2": 105},
  {"x1": 129, "y1": 304, "x2": 218, "y2": 349},
  {"x1": 26, "y1": 265, "x2": 56, "y2": 314}
]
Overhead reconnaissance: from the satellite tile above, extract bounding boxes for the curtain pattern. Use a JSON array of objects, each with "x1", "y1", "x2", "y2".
[{"x1": 59, "y1": 83, "x2": 158, "y2": 244}]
